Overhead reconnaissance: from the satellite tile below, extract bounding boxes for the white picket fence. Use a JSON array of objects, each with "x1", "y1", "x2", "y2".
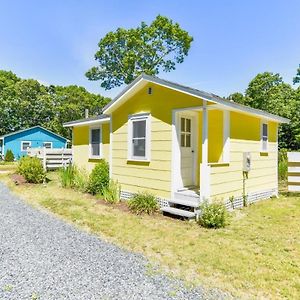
[
  {"x1": 27, "y1": 148, "x2": 72, "y2": 170},
  {"x1": 287, "y1": 152, "x2": 300, "y2": 192}
]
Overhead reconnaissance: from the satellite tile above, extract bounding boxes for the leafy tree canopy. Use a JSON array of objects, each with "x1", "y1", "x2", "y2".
[
  {"x1": 86, "y1": 15, "x2": 193, "y2": 90},
  {"x1": 293, "y1": 64, "x2": 300, "y2": 85},
  {"x1": 0, "y1": 70, "x2": 110, "y2": 139}
]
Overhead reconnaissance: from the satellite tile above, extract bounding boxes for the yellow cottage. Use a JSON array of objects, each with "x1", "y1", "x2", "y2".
[{"x1": 64, "y1": 74, "x2": 289, "y2": 218}]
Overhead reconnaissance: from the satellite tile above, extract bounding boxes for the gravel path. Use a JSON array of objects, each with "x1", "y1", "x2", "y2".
[{"x1": 0, "y1": 183, "x2": 231, "y2": 300}]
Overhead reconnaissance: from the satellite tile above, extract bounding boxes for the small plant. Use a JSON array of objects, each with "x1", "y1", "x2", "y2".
[
  {"x1": 17, "y1": 156, "x2": 45, "y2": 183},
  {"x1": 73, "y1": 167, "x2": 89, "y2": 192},
  {"x1": 102, "y1": 180, "x2": 121, "y2": 204},
  {"x1": 59, "y1": 165, "x2": 76, "y2": 188},
  {"x1": 198, "y1": 200, "x2": 229, "y2": 229},
  {"x1": 87, "y1": 160, "x2": 109, "y2": 195},
  {"x1": 128, "y1": 191, "x2": 158, "y2": 215},
  {"x1": 4, "y1": 149, "x2": 14, "y2": 162},
  {"x1": 278, "y1": 148, "x2": 288, "y2": 181}
]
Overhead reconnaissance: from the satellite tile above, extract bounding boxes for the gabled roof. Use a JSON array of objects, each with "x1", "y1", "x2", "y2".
[
  {"x1": 0, "y1": 126, "x2": 69, "y2": 141},
  {"x1": 103, "y1": 74, "x2": 289, "y2": 123},
  {"x1": 63, "y1": 114, "x2": 110, "y2": 127}
]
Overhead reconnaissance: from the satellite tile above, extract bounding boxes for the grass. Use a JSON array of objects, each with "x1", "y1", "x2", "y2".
[{"x1": 0, "y1": 167, "x2": 299, "y2": 299}]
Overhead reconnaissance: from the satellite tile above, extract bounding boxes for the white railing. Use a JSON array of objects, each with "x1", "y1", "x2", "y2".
[
  {"x1": 27, "y1": 148, "x2": 72, "y2": 170},
  {"x1": 287, "y1": 152, "x2": 300, "y2": 192}
]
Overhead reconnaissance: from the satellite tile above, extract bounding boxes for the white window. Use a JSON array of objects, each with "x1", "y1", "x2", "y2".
[
  {"x1": 43, "y1": 142, "x2": 52, "y2": 149},
  {"x1": 180, "y1": 117, "x2": 191, "y2": 147},
  {"x1": 261, "y1": 122, "x2": 268, "y2": 152},
  {"x1": 128, "y1": 114, "x2": 151, "y2": 161},
  {"x1": 21, "y1": 141, "x2": 31, "y2": 152},
  {"x1": 89, "y1": 127, "x2": 101, "y2": 158}
]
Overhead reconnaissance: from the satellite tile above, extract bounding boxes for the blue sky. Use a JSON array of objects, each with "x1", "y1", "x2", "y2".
[{"x1": 0, "y1": 0, "x2": 299, "y2": 98}]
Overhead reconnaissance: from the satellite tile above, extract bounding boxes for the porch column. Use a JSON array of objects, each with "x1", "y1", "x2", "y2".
[{"x1": 200, "y1": 101, "x2": 211, "y2": 200}]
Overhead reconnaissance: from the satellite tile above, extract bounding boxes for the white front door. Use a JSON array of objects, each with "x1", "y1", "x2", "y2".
[{"x1": 179, "y1": 115, "x2": 195, "y2": 187}]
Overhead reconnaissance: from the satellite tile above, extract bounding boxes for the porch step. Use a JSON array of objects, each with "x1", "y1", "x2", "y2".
[
  {"x1": 169, "y1": 198, "x2": 199, "y2": 208},
  {"x1": 174, "y1": 191, "x2": 199, "y2": 203},
  {"x1": 161, "y1": 207, "x2": 196, "y2": 218}
]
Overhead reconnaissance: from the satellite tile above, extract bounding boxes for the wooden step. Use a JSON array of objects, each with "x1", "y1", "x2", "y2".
[
  {"x1": 169, "y1": 198, "x2": 199, "y2": 208},
  {"x1": 161, "y1": 207, "x2": 196, "y2": 218}
]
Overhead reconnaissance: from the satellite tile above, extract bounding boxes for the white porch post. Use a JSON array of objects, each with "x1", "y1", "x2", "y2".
[{"x1": 200, "y1": 101, "x2": 211, "y2": 201}]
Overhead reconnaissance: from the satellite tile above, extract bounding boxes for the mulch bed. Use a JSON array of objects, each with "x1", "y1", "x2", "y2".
[{"x1": 10, "y1": 174, "x2": 27, "y2": 185}]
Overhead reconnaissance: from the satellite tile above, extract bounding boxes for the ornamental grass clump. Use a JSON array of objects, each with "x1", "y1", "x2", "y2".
[
  {"x1": 4, "y1": 149, "x2": 14, "y2": 162},
  {"x1": 128, "y1": 192, "x2": 158, "y2": 215},
  {"x1": 17, "y1": 156, "x2": 46, "y2": 184},
  {"x1": 59, "y1": 165, "x2": 88, "y2": 192},
  {"x1": 102, "y1": 179, "x2": 121, "y2": 204},
  {"x1": 198, "y1": 200, "x2": 229, "y2": 229}
]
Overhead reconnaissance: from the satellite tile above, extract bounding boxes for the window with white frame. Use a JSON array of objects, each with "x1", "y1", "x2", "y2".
[
  {"x1": 128, "y1": 114, "x2": 150, "y2": 160},
  {"x1": 90, "y1": 127, "x2": 101, "y2": 158},
  {"x1": 43, "y1": 142, "x2": 52, "y2": 149},
  {"x1": 261, "y1": 122, "x2": 268, "y2": 151},
  {"x1": 21, "y1": 141, "x2": 31, "y2": 151}
]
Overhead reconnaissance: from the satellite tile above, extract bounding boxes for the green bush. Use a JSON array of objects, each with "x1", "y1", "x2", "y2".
[
  {"x1": 87, "y1": 160, "x2": 109, "y2": 195},
  {"x1": 4, "y1": 149, "x2": 14, "y2": 162},
  {"x1": 278, "y1": 148, "x2": 288, "y2": 181},
  {"x1": 102, "y1": 180, "x2": 120, "y2": 204},
  {"x1": 128, "y1": 192, "x2": 158, "y2": 215},
  {"x1": 198, "y1": 200, "x2": 229, "y2": 229},
  {"x1": 17, "y1": 156, "x2": 45, "y2": 183}
]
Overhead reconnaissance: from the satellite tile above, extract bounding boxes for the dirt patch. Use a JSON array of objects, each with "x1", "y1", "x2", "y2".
[
  {"x1": 10, "y1": 174, "x2": 27, "y2": 185},
  {"x1": 96, "y1": 199, "x2": 131, "y2": 213}
]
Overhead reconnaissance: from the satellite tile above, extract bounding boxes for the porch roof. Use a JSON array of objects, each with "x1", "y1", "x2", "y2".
[{"x1": 103, "y1": 74, "x2": 289, "y2": 124}]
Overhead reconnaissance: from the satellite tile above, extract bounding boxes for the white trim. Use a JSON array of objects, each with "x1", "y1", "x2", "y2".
[
  {"x1": 275, "y1": 123, "x2": 279, "y2": 197},
  {"x1": 103, "y1": 76, "x2": 289, "y2": 123},
  {"x1": 171, "y1": 110, "x2": 180, "y2": 199},
  {"x1": 43, "y1": 141, "x2": 53, "y2": 149},
  {"x1": 89, "y1": 126, "x2": 102, "y2": 159},
  {"x1": 202, "y1": 101, "x2": 208, "y2": 165},
  {"x1": 64, "y1": 117, "x2": 110, "y2": 128},
  {"x1": 260, "y1": 120, "x2": 269, "y2": 152},
  {"x1": 21, "y1": 141, "x2": 32, "y2": 152},
  {"x1": 127, "y1": 113, "x2": 151, "y2": 161},
  {"x1": 109, "y1": 115, "x2": 113, "y2": 178},
  {"x1": 222, "y1": 110, "x2": 230, "y2": 163}
]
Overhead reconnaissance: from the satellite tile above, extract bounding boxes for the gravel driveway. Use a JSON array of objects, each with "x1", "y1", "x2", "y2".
[{"x1": 0, "y1": 183, "x2": 230, "y2": 300}]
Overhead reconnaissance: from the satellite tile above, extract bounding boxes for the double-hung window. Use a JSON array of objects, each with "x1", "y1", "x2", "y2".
[
  {"x1": 43, "y1": 142, "x2": 52, "y2": 149},
  {"x1": 128, "y1": 114, "x2": 150, "y2": 161},
  {"x1": 261, "y1": 122, "x2": 268, "y2": 152},
  {"x1": 21, "y1": 141, "x2": 31, "y2": 152},
  {"x1": 90, "y1": 127, "x2": 101, "y2": 158}
]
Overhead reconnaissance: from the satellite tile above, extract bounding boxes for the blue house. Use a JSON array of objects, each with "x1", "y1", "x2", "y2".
[{"x1": 0, "y1": 126, "x2": 68, "y2": 159}]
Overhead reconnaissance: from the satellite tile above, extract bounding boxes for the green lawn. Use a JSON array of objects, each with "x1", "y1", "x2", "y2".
[{"x1": 0, "y1": 167, "x2": 299, "y2": 299}]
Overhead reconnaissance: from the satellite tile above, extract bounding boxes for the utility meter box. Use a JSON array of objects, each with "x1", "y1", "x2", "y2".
[{"x1": 243, "y1": 152, "x2": 251, "y2": 172}]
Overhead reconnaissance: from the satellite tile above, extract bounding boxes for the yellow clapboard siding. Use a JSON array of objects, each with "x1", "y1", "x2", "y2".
[{"x1": 112, "y1": 159, "x2": 171, "y2": 171}]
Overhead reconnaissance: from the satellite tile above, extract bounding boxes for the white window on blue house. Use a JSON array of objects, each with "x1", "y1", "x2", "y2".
[
  {"x1": 89, "y1": 127, "x2": 101, "y2": 158},
  {"x1": 21, "y1": 141, "x2": 31, "y2": 152},
  {"x1": 43, "y1": 142, "x2": 52, "y2": 149}
]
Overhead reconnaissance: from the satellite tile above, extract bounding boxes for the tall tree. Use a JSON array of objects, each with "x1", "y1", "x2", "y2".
[
  {"x1": 86, "y1": 15, "x2": 193, "y2": 90},
  {"x1": 293, "y1": 64, "x2": 300, "y2": 85},
  {"x1": 0, "y1": 70, "x2": 110, "y2": 138}
]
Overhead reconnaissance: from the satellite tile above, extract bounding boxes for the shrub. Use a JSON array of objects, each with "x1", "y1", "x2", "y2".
[
  {"x1": 128, "y1": 192, "x2": 158, "y2": 215},
  {"x1": 5, "y1": 149, "x2": 14, "y2": 162},
  {"x1": 102, "y1": 180, "x2": 121, "y2": 204},
  {"x1": 17, "y1": 156, "x2": 45, "y2": 183},
  {"x1": 198, "y1": 200, "x2": 229, "y2": 229},
  {"x1": 87, "y1": 160, "x2": 109, "y2": 195},
  {"x1": 278, "y1": 148, "x2": 288, "y2": 181}
]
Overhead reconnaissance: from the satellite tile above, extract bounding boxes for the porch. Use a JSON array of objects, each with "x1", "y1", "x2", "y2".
[{"x1": 161, "y1": 102, "x2": 230, "y2": 218}]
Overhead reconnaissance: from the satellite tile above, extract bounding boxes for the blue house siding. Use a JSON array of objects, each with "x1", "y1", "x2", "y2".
[{"x1": 3, "y1": 127, "x2": 67, "y2": 159}]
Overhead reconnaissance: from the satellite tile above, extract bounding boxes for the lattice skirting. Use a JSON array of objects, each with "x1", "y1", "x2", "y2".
[
  {"x1": 121, "y1": 188, "x2": 277, "y2": 211},
  {"x1": 224, "y1": 188, "x2": 277, "y2": 210},
  {"x1": 120, "y1": 190, "x2": 170, "y2": 208}
]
